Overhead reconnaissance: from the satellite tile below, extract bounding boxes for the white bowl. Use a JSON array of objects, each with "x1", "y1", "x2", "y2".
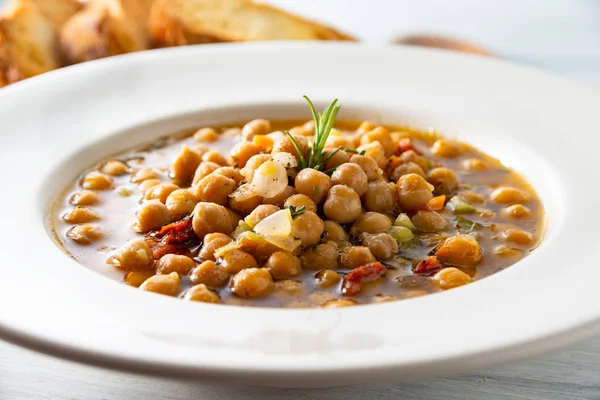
[{"x1": 1, "y1": 43, "x2": 599, "y2": 388}]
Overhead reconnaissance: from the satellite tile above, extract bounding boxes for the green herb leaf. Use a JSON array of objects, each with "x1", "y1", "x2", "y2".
[
  {"x1": 345, "y1": 148, "x2": 359, "y2": 154},
  {"x1": 285, "y1": 205, "x2": 306, "y2": 218},
  {"x1": 289, "y1": 96, "x2": 341, "y2": 171},
  {"x1": 359, "y1": 150, "x2": 366, "y2": 156},
  {"x1": 455, "y1": 217, "x2": 483, "y2": 232}
]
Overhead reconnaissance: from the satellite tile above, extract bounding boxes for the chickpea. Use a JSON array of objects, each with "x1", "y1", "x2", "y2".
[
  {"x1": 220, "y1": 249, "x2": 258, "y2": 274},
  {"x1": 223, "y1": 127, "x2": 242, "y2": 138},
  {"x1": 363, "y1": 181, "x2": 397, "y2": 213},
  {"x1": 229, "y1": 142, "x2": 261, "y2": 168},
  {"x1": 171, "y1": 145, "x2": 203, "y2": 183},
  {"x1": 124, "y1": 270, "x2": 154, "y2": 287},
  {"x1": 459, "y1": 191, "x2": 485, "y2": 204},
  {"x1": 273, "y1": 280, "x2": 305, "y2": 296},
  {"x1": 70, "y1": 190, "x2": 100, "y2": 206},
  {"x1": 101, "y1": 160, "x2": 128, "y2": 176},
  {"x1": 131, "y1": 168, "x2": 159, "y2": 183},
  {"x1": 82, "y1": 171, "x2": 113, "y2": 190},
  {"x1": 192, "y1": 202, "x2": 232, "y2": 239},
  {"x1": 396, "y1": 173, "x2": 434, "y2": 211},
  {"x1": 156, "y1": 254, "x2": 195, "y2": 275},
  {"x1": 494, "y1": 244, "x2": 523, "y2": 259},
  {"x1": 199, "y1": 234, "x2": 233, "y2": 262},
  {"x1": 435, "y1": 234, "x2": 482, "y2": 267},
  {"x1": 351, "y1": 212, "x2": 392, "y2": 234},
  {"x1": 184, "y1": 284, "x2": 220, "y2": 303},
  {"x1": 323, "y1": 148, "x2": 350, "y2": 170},
  {"x1": 291, "y1": 211, "x2": 324, "y2": 246},
  {"x1": 399, "y1": 150, "x2": 429, "y2": 172},
  {"x1": 502, "y1": 204, "x2": 532, "y2": 219},
  {"x1": 190, "y1": 260, "x2": 230, "y2": 287},
  {"x1": 363, "y1": 233, "x2": 398, "y2": 259},
  {"x1": 192, "y1": 161, "x2": 220, "y2": 186},
  {"x1": 145, "y1": 182, "x2": 179, "y2": 203},
  {"x1": 66, "y1": 224, "x2": 104, "y2": 244},
  {"x1": 202, "y1": 150, "x2": 228, "y2": 166},
  {"x1": 165, "y1": 189, "x2": 197, "y2": 219},
  {"x1": 360, "y1": 126, "x2": 396, "y2": 156},
  {"x1": 373, "y1": 294, "x2": 400, "y2": 303},
  {"x1": 322, "y1": 299, "x2": 357, "y2": 308},
  {"x1": 227, "y1": 209, "x2": 241, "y2": 231},
  {"x1": 62, "y1": 207, "x2": 99, "y2": 224},
  {"x1": 240, "y1": 153, "x2": 271, "y2": 182},
  {"x1": 137, "y1": 200, "x2": 171, "y2": 232},
  {"x1": 264, "y1": 252, "x2": 302, "y2": 279},
  {"x1": 323, "y1": 185, "x2": 361, "y2": 224},
  {"x1": 462, "y1": 158, "x2": 488, "y2": 171},
  {"x1": 284, "y1": 194, "x2": 317, "y2": 213},
  {"x1": 503, "y1": 229, "x2": 534, "y2": 245},
  {"x1": 357, "y1": 141, "x2": 386, "y2": 168},
  {"x1": 308, "y1": 291, "x2": 337, "y2": 306},
  {"x1": 229, "y1": 185, "x2": 263, "y2": 216},
  {"x1": 323, "y1": 220, "x2": 348, "y2": 243},
  {"x1": 294, "y1": 169, "x2": 332, "y2": 204},
  {"x1": 411, "y1": 210, "x2": 448, "y2": 232},
  {"x1": 241, "y1": 119, "x2": 271, "y2": 141},
  {"x1": 391, "y1": 162, "x2": 425, "y2": 181},
  {"x1": 138, "y1": 179, "x2": 162, "y2": 194},
  {"x1": 191, "y1": 174, "x2": 235, "y2": 206},
  {"x1": 431, "y1": 139, "x2": 462, "y2": 158},
  {"x1": 350, "y1": 154, "x2": 382, "y2": 181},
  {"x1": 273, "y1": 134, "x2": 308, "y2": 161},
  {"x1": 428, "y1": 167, "x2": 459, "y2": 196},
  {"x1": 326, "y1": 135, "x2": 354, "y2": 149},
  {"x1": 331, "y1": 163, "x2": 368, "y2": 196},
  {"x1": 139, "y1": 272, "x2": 180, "y2": 296},
  {"x1": 263, "y1": 185, "x2": 297, "y2": 208},
  {"x1": 193, "y1": 127, "x2": 219, "y2": 143},
  {"x1": 190, "y1": 144, "x2": 209, "y2": 157},
  {"x1": 285, "y1": 301, "x2": 310, "y2": 308},
  {"x1": 300, "y1": 242, "x2": 339, "y2": 270},
  {"x1": 491, "y1": 187, "x2": 530, "y2": 204},
  {"x1": 213, "y1": 166, "x2": 243, "y2": 185},
  {"x1": 432, "y1": 267, "x2": 473, "y2": 289},
  {"x1": 357, "y1": 121, "x2": 376, "y2": 134},
  {"x1": 109, "y1": 239, "x2": 153, "y2": 270},
  {"x1": 244, "y1": 204, "x2": 279, "y2": 228},
  {"x1": 231, "y1": 268, "x2": 274, "y2": 298},
  {"x1": 315, "y1": 269, "x2": 342, "y2": 288},
  {"x1": 340, "y1": 246, "x2": 376, "y2": 269}
]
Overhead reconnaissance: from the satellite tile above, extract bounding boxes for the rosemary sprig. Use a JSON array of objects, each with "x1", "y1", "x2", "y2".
[
  {"x1": 285, "y1": 205, "x2": 306, "y2": 218},
  {"x1": 285, "y1": 96, "x2": 340, "y2": 172}
]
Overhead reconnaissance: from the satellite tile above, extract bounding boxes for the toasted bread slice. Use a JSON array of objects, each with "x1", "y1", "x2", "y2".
[
  {"x1": 30, "y1": 0, "x2": 81, "y2": 30},
  {"x1": 59, "y1": 0, "x2": 155, "y2": 65},
  {"x1": 0, "y1": 0, "x2": 61, "y2": 86},
  {"x1": 149, "y1": 0, "x2": 355, "y2": 47}
]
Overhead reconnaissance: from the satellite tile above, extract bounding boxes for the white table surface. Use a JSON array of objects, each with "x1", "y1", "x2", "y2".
[{"x1": 1, "y1": 1, "x2": 599, "y2": 399}]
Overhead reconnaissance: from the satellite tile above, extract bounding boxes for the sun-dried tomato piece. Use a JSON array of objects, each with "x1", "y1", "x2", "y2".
[
  {"x1": 145, "y1": 217, "x2": 197, "y2": 260},
  {"x1": 342, "y1": 262, "x2": 386, "y2": 296},
  {"x1": 153, "y1": 217, "x2": 194, "y2": 244},
  {"x1": 398, "y1": 138, "x2": 414, "y2": 154},
  {"x1": 413, "y1": 256, "x2": 443, "y2": 275}
]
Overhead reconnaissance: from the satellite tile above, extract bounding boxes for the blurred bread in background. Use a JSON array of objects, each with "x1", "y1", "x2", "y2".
[
  {"x1": 0, "y1": 0, "x2": 493, "y2": 87},
  {"x1": 0, "y1": 0, "x2": 80, "y2": 86},
  {"x1": 59, "y1": 0, "x2": 154, "y2": 64},
  {"x1": 149, "y1": 0, "x2": 354, "y2": 46}
]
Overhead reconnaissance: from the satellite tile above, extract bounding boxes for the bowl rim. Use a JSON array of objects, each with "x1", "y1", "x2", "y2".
[{"x1": 1, "y1": 42, "x2": 599, "y2": 387}]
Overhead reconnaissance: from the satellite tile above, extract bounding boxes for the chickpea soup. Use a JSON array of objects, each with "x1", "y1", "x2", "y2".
[{"x1": 52, "y1": 97, "x2": 544, "y2": 308}]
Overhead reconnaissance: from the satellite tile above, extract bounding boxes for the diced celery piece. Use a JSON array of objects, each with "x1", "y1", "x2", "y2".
[
  {"x1": 446, "y1": 196, "x2": 475, "y2": 213},
  {"x1": 232, "y1": 221, "x2": 252, "y2": 240},
  {"x1": 394, "y1": 213, "x2": 417, "y2": 230},
  {"x1": 388, "y1": 226, "x2": 414, "y2": 245}
]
